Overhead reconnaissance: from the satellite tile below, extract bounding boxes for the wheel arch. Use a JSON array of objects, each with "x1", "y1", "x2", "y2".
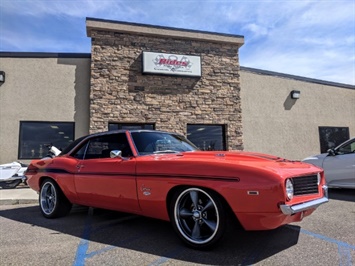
[{"x1": 39, "y1": 175, "x2": 56, "y2": 188}]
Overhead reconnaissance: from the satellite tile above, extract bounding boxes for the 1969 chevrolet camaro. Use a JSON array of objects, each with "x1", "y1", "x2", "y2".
[{"x1": 26, "y1": 130, "x2": 328, "y2": 249}]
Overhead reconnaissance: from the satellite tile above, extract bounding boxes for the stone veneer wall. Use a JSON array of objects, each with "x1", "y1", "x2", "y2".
[{"x1": 89, "y1": 30, "x2": 243, "y2": 150}]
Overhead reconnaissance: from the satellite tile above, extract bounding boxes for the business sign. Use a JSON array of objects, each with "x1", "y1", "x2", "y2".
[{"x1": 142, "y1": 52, "x2": 201, "y2": 77}]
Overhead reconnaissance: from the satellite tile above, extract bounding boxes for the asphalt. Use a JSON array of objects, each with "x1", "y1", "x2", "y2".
[{"x1": 0, "y1": 185, "x2": 38, "y2": 205}]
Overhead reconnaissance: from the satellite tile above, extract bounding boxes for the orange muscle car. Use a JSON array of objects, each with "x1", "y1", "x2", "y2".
[{"x1": 26, "y1": 130, "x2": 328, "y2": 249}]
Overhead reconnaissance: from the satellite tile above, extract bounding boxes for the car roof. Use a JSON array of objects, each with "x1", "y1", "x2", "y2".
[{"x1": 87, "y1": 129, "x2": 176, "y2": 137}]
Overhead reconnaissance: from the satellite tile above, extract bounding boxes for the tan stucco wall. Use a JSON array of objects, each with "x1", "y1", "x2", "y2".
[
  {"x1": 240, "y1": 69, "x2": 355, "y2": 160},
  {"x1": 0, "y1": 56, "x2": 91, "y2": 164},
  {"x1": 1, "y1": 54, "x2": 354, "y2": 163}
]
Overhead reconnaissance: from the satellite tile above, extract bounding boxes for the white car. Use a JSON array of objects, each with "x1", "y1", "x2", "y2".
[{"x1": 303, "y1": 137, "x2": 355, "y2": 189}]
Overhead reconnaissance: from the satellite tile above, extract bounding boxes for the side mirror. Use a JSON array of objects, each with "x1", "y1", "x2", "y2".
[
  {"x1": 110, "y1": 150, "x2": 123, "y2": 158},
  {"x1": 327, "y1": 148, "x2": 336, "y2": 156}
]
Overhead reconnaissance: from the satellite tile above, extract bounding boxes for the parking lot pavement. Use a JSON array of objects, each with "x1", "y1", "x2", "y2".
[
  {"x1": 0, "y1": 188, "x2": 354, "y2": 265},
  {"x1": 0, "y1": 186, "x2": 38, "y2": 205}
]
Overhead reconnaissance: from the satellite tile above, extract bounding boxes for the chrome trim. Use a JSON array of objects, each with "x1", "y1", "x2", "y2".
[{"x1": 280, "y1": 185, "x2": 328, "y2": 215}]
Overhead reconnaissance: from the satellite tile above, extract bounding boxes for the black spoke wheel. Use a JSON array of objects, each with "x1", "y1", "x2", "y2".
[
  {"x1": 170, "y1": 187, "x2": 226, "y2": 249},
  {"x1": 39, "y1": 179, "x2": 72, "y2": 218}
]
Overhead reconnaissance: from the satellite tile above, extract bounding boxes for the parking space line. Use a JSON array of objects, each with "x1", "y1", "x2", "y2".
[
  {"x1": 73, "y1": 208, "x2": 93, "y2": 266},
  {"x1": 299, "y1": 228, "x2": 354, "y2": 266},
  {"x1": 73, "y1": 208, "x2": 143, "y2": 266},
  {"x1": 73, "y1": 211, "x2": 354, "y2": 266}
]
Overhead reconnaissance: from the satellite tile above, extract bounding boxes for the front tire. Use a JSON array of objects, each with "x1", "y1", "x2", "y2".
[
  {"x1": 39, "y1": 179, "x2": 72, "y2": 218},
  {"x1": 170, "y1": 187, "x2": 226, "y2": 249}
]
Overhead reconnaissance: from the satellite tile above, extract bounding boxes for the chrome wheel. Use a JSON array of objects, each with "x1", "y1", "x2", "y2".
[
  {"x1": 40, "y1": 181, "x2": 57, "y2": 215},
  {"x1": 173, "y1": 188, "x2": 224, "y2": 247},
  {"x1": 39, "y1": 179, "x2": 72, "y2": 218}
]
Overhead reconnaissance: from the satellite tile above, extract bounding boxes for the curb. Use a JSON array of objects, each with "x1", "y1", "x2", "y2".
[
  {"x1": 0, "y1": 185, "x2": 38, "y2": 205},
  {"x1": 0, "y1": 199, "x2": 38, "y2": 205}
]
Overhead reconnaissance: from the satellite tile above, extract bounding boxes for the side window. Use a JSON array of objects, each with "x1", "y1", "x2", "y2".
[
  {"x1": 72, "y1": 143, "x2": 88, "y2": 159},
  {"x1": 71, "y1": 133, "x2": 132, "y2": 160},
  {"x1": 337, "y1": 140, "x2": 355, "y2": 155}
]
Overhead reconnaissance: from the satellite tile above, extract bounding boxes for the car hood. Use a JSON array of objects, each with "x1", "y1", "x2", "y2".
[
  {"x1": 302, "y1": 153, "x2": 328, "y2": 167},
  {"x1": 139, "y1": 151, "x2": 322, "y2": 179}
]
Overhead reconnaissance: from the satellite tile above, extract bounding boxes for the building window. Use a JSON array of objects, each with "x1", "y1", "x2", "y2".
[
  {"x1": 19, "y1": 121, "x2": 75, "y2": 159},
  {"x1": 318, "y1": 126, "x2": 350, "y2": 153},
  {"x1": 108, "y1": 123, "x2": 155, "y2": 131},
  {"x1": 187, "y1": 124, "x2": 226, "y2": 151}
]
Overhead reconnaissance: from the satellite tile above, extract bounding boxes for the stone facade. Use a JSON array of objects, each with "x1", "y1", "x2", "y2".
[{"x1": 88, "y1": 20, "x2": 244, "y2": 150}]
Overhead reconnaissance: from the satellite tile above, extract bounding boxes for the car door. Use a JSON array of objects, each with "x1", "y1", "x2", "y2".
[
  {"x1": 73, "y1": 132, "x2": 140, "y2": 212},
  {"x1": 322, "y1": 139, "x2": 355, "y2": 188}
]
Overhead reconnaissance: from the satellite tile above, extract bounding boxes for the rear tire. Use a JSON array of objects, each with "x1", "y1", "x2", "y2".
[
  {"x1": 170, "y1": 187, "x2": 226, "y2": 249},
  {"x1": 39, "y1": 179, "x2": 72, "y2": 218}
]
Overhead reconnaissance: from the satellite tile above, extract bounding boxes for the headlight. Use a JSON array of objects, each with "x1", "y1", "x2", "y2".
[
  {"x1": 317, "y1": 173, "x2": 321, "y2": 185},
  {"x1": 285, "y1": 179, "x2": 294, "y2": 200}
]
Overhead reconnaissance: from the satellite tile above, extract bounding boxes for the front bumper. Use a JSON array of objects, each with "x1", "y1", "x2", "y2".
[{"x1": 280, "y1": 185, "x2": 328, "y2": 215}]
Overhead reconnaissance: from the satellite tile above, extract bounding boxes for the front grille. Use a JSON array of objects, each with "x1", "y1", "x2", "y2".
[{"x1": 292, "y1": 175, "x2": 319, "y2": 195}]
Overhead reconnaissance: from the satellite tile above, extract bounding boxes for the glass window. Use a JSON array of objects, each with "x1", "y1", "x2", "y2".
[
  {"x1": 337, "y1": 139, "x2": 355, "y2": 155},
  {"x1": 131, "y1": 131, "x2": 197, "y2": 155},
  {"x1": 19, "y1": 121, "x2": 74, "y2": 159},
  {"x1": 70, "y1": 133, "x2": 132, "y2": 159},
  {"x1": 187, "y1": 124, "x2": 226, "y2": 151},
  {"x1": 318, "y1": 127, "x2": 350, "y2": 153},
  {"x1": 108, "y1": 123, "x2": 155, "y2": 131}
]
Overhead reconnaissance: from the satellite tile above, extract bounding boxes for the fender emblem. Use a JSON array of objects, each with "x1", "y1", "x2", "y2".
[{"x1": 141, "y1": 185, "x2": 151, "y2": 196}]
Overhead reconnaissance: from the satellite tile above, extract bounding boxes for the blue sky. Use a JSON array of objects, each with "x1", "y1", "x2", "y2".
[{"x1": 0, "y1": 0, "x2": 354, "y2": 85}]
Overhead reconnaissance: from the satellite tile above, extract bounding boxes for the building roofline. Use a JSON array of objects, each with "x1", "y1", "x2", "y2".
[
  {"x1": 0, "y1": 52, "x2": 91, "y2": 58},
  {"x1": 240, "y1": 66, "x2": 355, "y2": 90},
  {"x1": 86, "y1": 17, "x2": 244, "y2": 47}
]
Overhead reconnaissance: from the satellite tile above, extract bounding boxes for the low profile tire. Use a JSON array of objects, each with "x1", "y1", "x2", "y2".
[
  {"x1": 39, "y1": 179, "x2": 72, "y2": 218},
  {"x1": 170, "y1": 187, "x2": 226, "y2": 249}
]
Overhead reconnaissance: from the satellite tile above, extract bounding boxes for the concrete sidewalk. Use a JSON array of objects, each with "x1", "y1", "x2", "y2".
[{"x1": 0, "y1": 186, "x2": 38, "y2": 205}]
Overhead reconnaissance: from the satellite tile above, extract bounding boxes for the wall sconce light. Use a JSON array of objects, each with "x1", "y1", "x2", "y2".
[
  {"x1": 0, "y1": 71, "x2": 5, "y2": 86},
  {"x1": 290, "y1": 90, "x2": 300, "y2": 99}
]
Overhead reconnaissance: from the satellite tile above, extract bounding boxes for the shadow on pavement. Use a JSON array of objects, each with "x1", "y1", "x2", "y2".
[
  {"x1": 328, "y1": 188, "x2": 355, "y2": 202},
  {"x1": 0, "y1": 204, "x2": 301, "y2": 265}
]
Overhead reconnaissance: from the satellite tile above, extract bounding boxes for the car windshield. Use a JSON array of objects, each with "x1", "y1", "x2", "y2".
[{"x1": 131, "y1": 131, "x2": 198, "y2": 155}]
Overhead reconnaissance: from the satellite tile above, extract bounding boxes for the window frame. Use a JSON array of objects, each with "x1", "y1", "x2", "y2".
[
  {"x1": 69, "y1": 132, "x2": 133, "y2": 160},
  {"x1": 318, "y1": 126, "x2": 350, "y2": 153},
  {"x1": 18, "y1": 121, "x2": 75, "y2": 159},
  {"x1": 335, "y1": 138, "x2": 355, "y2": 155},
  {"x1": 186, "y1": 124, "x2": 227, "y2": 151}
]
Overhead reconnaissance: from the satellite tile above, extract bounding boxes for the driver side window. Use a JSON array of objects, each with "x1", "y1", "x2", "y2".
[{"x1": 71, "y1": 133, "x2": 132, "y2": 159}]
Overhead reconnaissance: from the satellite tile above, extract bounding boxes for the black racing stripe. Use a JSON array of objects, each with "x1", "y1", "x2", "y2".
[
  {"x1": 39, "y1": 168, "x2": 240, "y2": 182},
  {"x1": 39, "y1": 168, "x2": 71, "y2": 174},
  {"x1": 138, "y1": 173, "x2": 240, "y2": 182}
]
